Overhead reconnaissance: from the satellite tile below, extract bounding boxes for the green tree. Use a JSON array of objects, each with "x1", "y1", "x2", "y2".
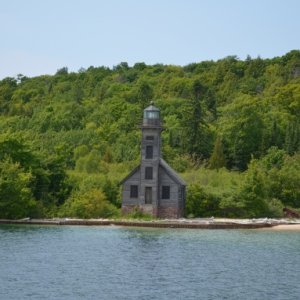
[
  {"x1": 185, "y1": 184, "x2": 220, "y2": 217},
  {"x1": 238, "y1": 159, "x2": 269, "y2": 217},
  {"x1": 0, "y1": 77, "x2": 17, "y2": 113},
  {"x1": 269, "y1": 153, "x2": 300, "y2": 207},
  {"x1": 219, "y1": 95, "x2": 264, "y2": 170},
  {"x1": 209, "y1": 135, "x2": 226, "y2": 170},
  {"x1": 0, "y1": 137, "x2": 36, "y2": 167},
  {"x1": 136, "y1": 81, "x2": 154, "y2": 109},
  {"x1": 0, "y1": 137, "x2": 71, "y2": 210},
  {"x1": 102, "y1": 178, "x2": 120, "y2": 207},
  {"x1": 181, "y1": 80, "x2": 211, "y2": 159},
  {"x1": 284, "y1": 120, "x2": 300, "y2": 155},
  {"x1": 55, "y1": 67, "x2": 68, "y2": 75},
  {"x1": 0, "y1": 159, "x2": 37, "y2": 219}
]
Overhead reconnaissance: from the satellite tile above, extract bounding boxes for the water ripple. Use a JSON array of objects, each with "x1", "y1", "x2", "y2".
[{"x1": 0, "y1": 225, "x2": 299, "y2": 300}]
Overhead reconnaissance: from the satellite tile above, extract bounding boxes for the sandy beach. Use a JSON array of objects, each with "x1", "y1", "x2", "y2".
[{"x1": 265, "y1": 224, "x2": 300, "y2": 231}]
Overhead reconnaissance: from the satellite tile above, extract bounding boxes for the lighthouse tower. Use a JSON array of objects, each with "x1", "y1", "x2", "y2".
[{"x1": 139, "y1": 103, "x2": 162, "y2": 215}]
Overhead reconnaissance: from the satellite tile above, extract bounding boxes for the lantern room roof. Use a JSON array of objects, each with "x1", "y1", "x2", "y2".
[{"x1": 144, "y1": 101, "x2": 160, "y2": 112}]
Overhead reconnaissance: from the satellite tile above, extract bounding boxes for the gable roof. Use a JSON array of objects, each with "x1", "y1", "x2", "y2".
[
  {"x1": 120, "y1": 159, "x2": 186, "y2": 186},
  {"x1": 159, "y1": 158, "x2": 186, "y2": 185},
  {"x1": 119, "y1": 165, "x2": 140, "y2": 185}
]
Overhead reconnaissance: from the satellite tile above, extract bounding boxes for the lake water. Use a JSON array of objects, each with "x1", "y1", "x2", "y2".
[{"x1": 0, "y1": 225, "x2": 300, "y2": 300}]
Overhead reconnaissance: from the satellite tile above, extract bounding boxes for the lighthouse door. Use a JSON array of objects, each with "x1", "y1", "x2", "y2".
[{"x1": 145, "y1": 187, "x2": 152, "y2": 204}]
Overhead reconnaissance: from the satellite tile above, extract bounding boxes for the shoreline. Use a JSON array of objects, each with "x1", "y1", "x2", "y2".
[
  {"x1": 1, "y1": 218, "x2": 300, "y2": 230},
  {"x1": 259, "y1": 224, "x2": 300, "y2": 231}
]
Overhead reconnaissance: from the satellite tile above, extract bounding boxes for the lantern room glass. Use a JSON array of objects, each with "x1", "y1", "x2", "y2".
[{"x1": 144, "y1": 111, "x2": 159, "y2": 119}]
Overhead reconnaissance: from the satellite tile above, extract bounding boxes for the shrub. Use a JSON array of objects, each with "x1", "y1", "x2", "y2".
[
  {"x1": 185, "y1": 184, "x2": 220, "y2": 217},
  {"x1": 123, "y1": 207, "x2": 153, "y2": 220},
  {"x1": 60, "y1": 189, "x2": 119, "y2": 218}
]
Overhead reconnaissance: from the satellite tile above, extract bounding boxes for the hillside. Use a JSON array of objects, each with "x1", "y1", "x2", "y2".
[{"x1": 0, "y1": 50, "x2": 299, "y2": 219}]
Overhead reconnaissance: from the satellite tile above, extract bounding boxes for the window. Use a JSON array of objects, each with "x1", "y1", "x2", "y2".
[
  {"x1": 146, "y1": 145, "x2": 153, "y2": 159},
  {"x1": 162, "y1": 186, "x2": 170, "y2": 199},
  {"x1": 146, "y1": 136, "x2": 154, "y2": 140},
  {"x1": 130, "y1": 185, "x2": 138, "y2": 198},
  {"x1": 144, "y1": 111, "x2": 159, "y2": 119},
  {"x1": 145, "y1": 187, "x2": 152, "y2": 204},
  {"x1": 145, "y1": 167, "x2": 153, "y2": 179}
]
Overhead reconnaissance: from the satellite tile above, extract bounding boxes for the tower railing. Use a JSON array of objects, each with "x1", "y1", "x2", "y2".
[{"x1": 142, "y1": 118, "x2": 162, "y2": 127}]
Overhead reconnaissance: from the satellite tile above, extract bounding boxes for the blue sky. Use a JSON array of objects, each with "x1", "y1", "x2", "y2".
[{"x1": 1, "y1": 0, "x2": 299, "y2": 79}]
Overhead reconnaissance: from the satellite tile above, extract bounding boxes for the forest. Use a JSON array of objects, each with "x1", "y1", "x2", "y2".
[{"x1": 0, "y1": 50, "x2": 299, "y2": 219}]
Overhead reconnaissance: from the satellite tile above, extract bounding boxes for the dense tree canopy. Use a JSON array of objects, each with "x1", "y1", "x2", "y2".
[{"x1": 0, "y1": 50, "x2": 299, "y2": 218}]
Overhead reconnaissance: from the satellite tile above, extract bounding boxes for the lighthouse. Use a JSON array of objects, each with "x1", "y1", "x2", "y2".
[{"x1": 120, "y1": 103, "x2": 186, "y2": 218}]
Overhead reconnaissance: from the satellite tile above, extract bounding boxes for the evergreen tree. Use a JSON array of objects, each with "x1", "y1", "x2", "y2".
[
  {"x1": 181, "y1": 80, "x2": 211, "y2": 159},
  {"x1": 284, "y1": 120, "x2": 300, "y2": 155},
  {"x1": 137, "y1": 81, "x2": 153, "y2": 109},
  {"x1": 209, "y1": 136, "x2": 226, "y2": 170}
]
